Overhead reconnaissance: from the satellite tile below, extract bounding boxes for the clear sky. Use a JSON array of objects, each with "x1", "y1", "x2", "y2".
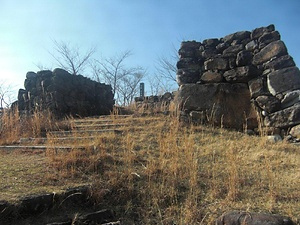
[{"x1": 0, "y1": 0, "x2": 299, "y2": 100}]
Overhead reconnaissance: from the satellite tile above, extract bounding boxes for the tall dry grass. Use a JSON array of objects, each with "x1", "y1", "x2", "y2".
[
  {"x1": 45, "y1": 114, "x2": 300, "y2": 224},
  {"x1": 0, "y1": 109, "x2": 66, "y2": 145}
]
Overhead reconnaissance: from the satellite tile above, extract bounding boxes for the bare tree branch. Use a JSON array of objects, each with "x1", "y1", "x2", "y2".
[
  {"x1": 155, "y1": 44, "x2": 179, "y2": 87},
  {"x1": 92, "y1": 50, "x2": 146, "y2": 105},
  {"x1": 0, "y1": 81, "x2": 16, "y2": 108},
  {"x1": 49, "y1": 40, "x2": 96, "y2": 75}
]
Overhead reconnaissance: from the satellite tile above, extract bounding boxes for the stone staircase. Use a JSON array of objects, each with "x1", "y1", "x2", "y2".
[
  {"x1": 0, "y1": 115, "x2": 132, "y2": 152},
  {"x1": 0, "y1": 115, "x2": 141, "y2": 225}
]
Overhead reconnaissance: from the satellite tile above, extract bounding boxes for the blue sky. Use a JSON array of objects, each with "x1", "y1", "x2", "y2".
[{"x1": 0, "y1": 0, "x2": 300, "y2": 100}]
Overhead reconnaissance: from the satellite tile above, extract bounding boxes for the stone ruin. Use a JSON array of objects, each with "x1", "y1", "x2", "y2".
[
  {"x1": 15, "y1": 68, "x2": 114, "y2": 118},
  {"x1": 134, "y1": 92, "x2": 174, "y2": 113},
  {"x1": 176, "y1": 24, "x2": 300, "y2": 137}
]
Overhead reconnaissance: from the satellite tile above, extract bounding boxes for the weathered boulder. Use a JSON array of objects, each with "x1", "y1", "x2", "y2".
[
  {"x1": 178, "y1": 41, "x2": 201, "y2": 58},
  {"x1": 26, "y1": 71, "x2": 37, "y2": 79},
  {"x1": 251, "y1": 24, "x2": 275, "y2": 40},
  {"x1": 204, "y1": 57, "x2": 229, "y2": 70},
  {"x1": 252, "y1": 40, "x2": 287, "y2": 65},
  {"x1": 201, "y1": 48, "x2": 218, "y2": 58},
  {"x1": 223, "y1": 44, "x2": 244, "y2": 55},
  {"x1": 267, "y1": 66, "x2": 300, "y2": 95},
  {"x1": 258, "y1": 31, "x2": 280, "y2": 46},
  {"x1": 216, "y1": 42, "x2": 229, "y2": 52},
  {"x1": 223, "y1": 31, "x2": 251, "y2": 44},
  {"x1": 18, "y1": 194, "x2": 54, "y2": 217},
  {"x1": 281, "y1": 90, "x2": 300, "y2": 109},
  {"x1": 177, "y1": 83, "x2": 257, "y2": 129},
  {"x1": 223, "y1": 65, "x2": 260, "y2": 83},
  {"x1": 248, "y1": 77, "x2": 266, "y2": 98},
  {"x1": 236, "y1": 50, "x2": 253, "y2": 66},
  {"x1": 245, "y1": 40, "x2": 258, "y2": 51},
  {"x1": 216, "y1": 211, "x2": 295, "y2": 225},
  {"x1": 201, "y1": 71, "x2": 223, "y2": 83},
  {"x1": 17, "y1": 69, "x2": 114, "y2": 118},
  {"x1": 76, "y1": 209, "x2": 115, "y2": 225},
  {"x1": 176, "y1": 68, "x2": 200, "y2": 85},
  {"x1": 177, "y1": 58, "x2": 198, "y2": 69},
  {"x1": 203, "y1": 38, "x2": 219, "y2": 47},
  {"x1": 267, "y1": 134, "x2": 283, "y2": 143},
  {"x1": 290, "y1": 124, "x2": 300, "y2": 139},
  {"x1": 264, "y1": 104, "x2": 300, "y2": 128},
  {"x1": 264, "y1": 55, "x2": 295, "y2": 71},
  {"x1": 255, "y1": 95, "x2": 281, "y2": 113}
]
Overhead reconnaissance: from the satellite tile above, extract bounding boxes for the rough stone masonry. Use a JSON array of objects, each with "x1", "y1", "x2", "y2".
[
  {"x1": 176, "y1": 24, "x2": 300, "y2": 136},
  {"x1": 16, "y1": 68, "x2": 114, "y2": 118}
]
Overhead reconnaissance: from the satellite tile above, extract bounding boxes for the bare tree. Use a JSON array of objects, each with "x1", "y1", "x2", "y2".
[
  {"x1": 147, "y1": 73, "x2": 175, "y2": 96},
  {"x1": 49, "y1": 40, "x2": 96, "y2": 75},
  {"x1": 118, "y1": 72, "x2": 144, "y2": 106},
  {"x1": 0, "y1": 81, "x2": 16, "y2": 109},
  {"x1": 92, "y1": 50, "x2": 146, "y2": 105},
  {"x1": 155, "y1": 44, "x2": 179, "y2": 84}
]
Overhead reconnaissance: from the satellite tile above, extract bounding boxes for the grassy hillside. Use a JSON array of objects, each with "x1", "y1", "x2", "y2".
[{"x1": 0, "y1": 111, "x2": 299, "y2": 224}]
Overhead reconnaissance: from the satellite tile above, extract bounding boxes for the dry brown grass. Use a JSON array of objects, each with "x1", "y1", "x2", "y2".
[
  {"x1": 0, "y1": 111, "x2": 299, "y2": 224},
  {"x1": 46, "y1": 115, "x2": 300, "y2": 224},
  {"x1": 0, "y1": 109, "x2": 67, "y2": 145}
]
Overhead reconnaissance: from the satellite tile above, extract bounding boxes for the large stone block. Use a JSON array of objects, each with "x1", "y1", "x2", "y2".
[
  {"x1": 204, "y1": 57, "x2": 228, "y2": 70},
  {"x1": 281, "y1": 90, "x2": 300, "y2": 109},
  {"x1": 264, "y1": 55, "x2": 295, "y2": 71},
  {"x1": 267, "y1": 66, "x2": 300, "y2": 95},
  {"x1": 290, "y1": 124, "x2": 300, "y2": 139},
  {"x1": 248, "y1": 77, "x2": 265, "y2": 98},
  {"x1": 223, "y1": 44, "x2": 244, "y2": 55},
  {"x1": 236, "y1": 50, "x2": 253, "y2": 66},
  {"x1": 223, "y1": 31, "x2": 251, "y2": 44},
  {"x1": 252, "y1": 40, "x2": 287, "y2": 65},
  {"x1": 258, "y1": 31, "x2": 280, "y2": 46},
  {"x1": 202, "y1": 38, "x2": 219, "y2": 47},
  {"x1": 216, "y1": 211, "x2": 295, "y2": 225},
  {"x1": 264, "y1": 104, "x2": 300, "y2": 128},
  {"x1": 177, "y1": 83, "x2": 257, "y2": 129},
  {"x1": 245, "y1": 40, "x2": 258, "y2": 51},
  {"x1": 255, "y1": 95, "x2": 281, "y2": 113},
  {"x1": 201, "y1": 71, "x2": 223, "y2": 83},
  {"x1": 223, "y1": 65, "x2": 260, "y2": 83},
  {"x1": 176, "y1": 68, "x2": 200, "y2": 85},
  {"x1": 251, "y1": 24, "x2": 275, "y2": 40},
  {"x1": 178, "y1": 41, "x2": 201, "y2": 58}
]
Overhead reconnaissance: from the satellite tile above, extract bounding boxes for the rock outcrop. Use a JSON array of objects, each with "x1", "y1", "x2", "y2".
[
  {"x1": 0, "y1": 186, "x2": 118, "y2": 225},
  {"x1": 16, "y1": 69, "x2": 114, "y2": 118},
  {"x1": 216, "y1": 211, "x2": 295, "y2": 225},
  {"x1": 176, "y1": 24, "x2": 300, "y2": 134}
]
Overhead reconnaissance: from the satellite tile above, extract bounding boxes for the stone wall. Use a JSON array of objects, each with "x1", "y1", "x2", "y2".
[
  {"x1": 17, "y1": 68, "x2": 114, "y2": 117},
  {"x1": 176, "y1": 24, "x2": 300, "y2": 133},
  {"x1": 134, "y1": 92, "x2": 174, "y2": 113}
]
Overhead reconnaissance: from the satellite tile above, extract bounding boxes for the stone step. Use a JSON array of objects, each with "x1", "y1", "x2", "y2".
[
  {"x1": 48, "y1": 129, "x2": 122, "y2": 137},
  {"x1": 73, "y1": 123, "x2": 126, "y2": 130},
  {"x1": 19, "y1": 136, "x2": 100, "y2": 145},
  {"x1": 72, "y1": 115, "x2": 133, "y2": 123},
  {"x1": 0, "y1": 145, "x2": 90, "y2": 151}
]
